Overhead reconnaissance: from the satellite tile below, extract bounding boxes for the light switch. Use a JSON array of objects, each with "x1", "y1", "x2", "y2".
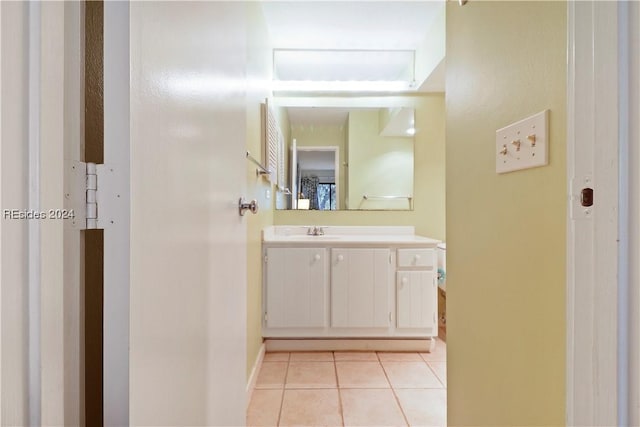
[{"x1": 496, "y1": 110, "x2": 549, "y2": 174}]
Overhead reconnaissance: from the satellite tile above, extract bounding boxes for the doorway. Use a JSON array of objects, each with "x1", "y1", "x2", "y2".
[
  {"x1": 3, "y1": 3, "x2": 628, "y2": 422},
  {"x1": 251, "y1": 2, "x2": 447, "y2": 425},
  {"x1": 295, "y1": 146, "x2": 340, "y2": 211}
]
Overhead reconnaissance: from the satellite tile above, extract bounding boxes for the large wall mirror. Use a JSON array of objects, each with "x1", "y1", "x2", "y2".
[{"x1": 273, "y1": 100, "x2": 416, "y2": 211}]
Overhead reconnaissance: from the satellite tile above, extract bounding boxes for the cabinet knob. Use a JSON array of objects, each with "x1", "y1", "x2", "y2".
[
  {"x1": 401, "y1": 277, "x2": 408, "y2": 285},
  {"x1": 314, "y1": 254, "x2": 321, "y2": 261},
  {"x1": 414, "y1": 254, "x2": 421, "y2": 261},
  {"x1": 337, "y1": 254, "x2": 344, "y2": 262}
]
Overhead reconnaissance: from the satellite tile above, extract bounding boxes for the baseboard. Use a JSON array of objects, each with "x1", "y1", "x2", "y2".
[
  {"x1": 246, "y1": 342, "x2": 266, "y2": 409},
  {"x1": 264, "y1": 338, "x2": 433, "y2": 352}
]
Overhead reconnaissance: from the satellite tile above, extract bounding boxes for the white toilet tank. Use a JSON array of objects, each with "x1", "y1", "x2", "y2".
[{"x1": 437, "y1": 243, "x2": 446, "y2": 291}]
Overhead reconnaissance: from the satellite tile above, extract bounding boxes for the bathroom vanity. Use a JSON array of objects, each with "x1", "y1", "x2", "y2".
[{"x1": 262, "y1": 226, "x2": 440, "y2": 351}]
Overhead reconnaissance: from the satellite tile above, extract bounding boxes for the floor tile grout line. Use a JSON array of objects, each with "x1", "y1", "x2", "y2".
[
  {"x1": 425, "y1": 360, "x2": 446, "y2": 389},
  {"x1": 421, "y1": 354, "x2": 447, "y2": 363},
  {"x1": 275, "y1": 354, "x2": 290, "y2": 427},
  {"x1": 377, "y1": 351, "x2": 410, "y2": 427},
  {"x1": 390, "y1": 387, "x2": 411, "y2": 427},
  {"x1": 380, "y1": 358, "x2": 446, "y2": 390},
  {"x1": 332, "y1": 352, "x2": 346, "y2": 427}
]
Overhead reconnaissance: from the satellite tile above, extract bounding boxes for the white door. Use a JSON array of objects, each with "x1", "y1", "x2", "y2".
[
  {"x1": 331, "y1": 248, "x2": 390, "y2": 328},
  {"x1": 396, "y1": 271, "x2": 436, "y2": 330},
  {"x1": 129, "y1": 3, "x2": 247, "y2": 426},
  {"x1": 103, "y1": 3, "x2": 130, "y2": 425},
  {"x1": 265, "y1": 247, "x2": 327, "y2": 329}
]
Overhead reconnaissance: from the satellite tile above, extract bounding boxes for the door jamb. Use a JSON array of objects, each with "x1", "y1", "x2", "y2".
[{"x1": 567, "y1": 1, "x2": 630, "y2": 425}]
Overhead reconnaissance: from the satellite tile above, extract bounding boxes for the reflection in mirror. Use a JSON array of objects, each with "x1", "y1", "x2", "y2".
[
  {"x1": 295, "y1": 147, "x2": 338, "y2": 210},
  {"x1": 278, "y1": 105, "x2": 414, "y2": 211}
]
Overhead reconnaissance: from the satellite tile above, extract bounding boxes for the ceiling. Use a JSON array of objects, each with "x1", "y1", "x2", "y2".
[
  {"x1": 261, "y1": 2, "x2": 444, "y2": 85},
  {"x1": 287, "y1": 107, "x2": 351, "y2": 127},
  {"x1": 298, "y1": 150, "x2": 336, "y2": 171},
  {"x1": 261, "y1": 2, "x2": 443, "y2": 51},
  {"x1": 288, "y1": 106, "x2": 416, "y2": 138}
]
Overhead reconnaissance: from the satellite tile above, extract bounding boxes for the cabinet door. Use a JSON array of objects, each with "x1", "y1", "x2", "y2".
[
  {"x1": 265, "y1": 247, "x2": 327, "y2": 328},
  {"x1": 396, "y1": 271, "x2": 437, "y2": 329},
  {"x1": 331, "y1": 248, "x2": 390, "y2": 328}
]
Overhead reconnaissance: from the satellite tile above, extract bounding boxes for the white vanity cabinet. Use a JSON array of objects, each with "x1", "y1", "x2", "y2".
[
  {"x1": 264, "y1": 247, "x2": 328, "y2": 329},
  {"x1": 331, "y1": 248, "x2": 391, "y2": 328},
  {"x1": 262, "y1": 226, "x2": 440, "y2": 342}
]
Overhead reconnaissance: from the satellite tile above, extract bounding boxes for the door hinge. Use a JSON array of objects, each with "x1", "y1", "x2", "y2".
[
  {"x1": 389, "y1": 312, "x2": 392, "y2": 324},
  {"x1": 264, "y1": 312, "x2": 268, "y2": 322},
  {"x1": 264, "y1": 254, "x2": 268, "y2": 263},
  {"x1": 66, "y1": 161, "x2": 124, "y2": 230},
  {"x1": 389, "y1": 253, "x2": 392, "y2": 264},
  {"x1": 86, "y1": 163, "x2": 98, "y2": 229}
]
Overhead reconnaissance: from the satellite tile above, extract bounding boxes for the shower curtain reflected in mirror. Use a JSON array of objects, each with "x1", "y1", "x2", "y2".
[{"x1": 300, "y1": 175, "x2": 320, "y2": 210}]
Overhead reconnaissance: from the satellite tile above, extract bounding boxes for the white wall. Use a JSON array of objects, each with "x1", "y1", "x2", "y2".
[
  {"x1": 414, "y1": 2, "x2": 445, "y2": 91},
  {"x1": 39, "y1": 3, "x2": 66, "y2": 425},
  {"x1": 62, "y1": 2, "x2": 84, "y2": 425},
  {"x1": 630, "y1": 2, "x2": 640, "y2": 424},
  {"x1": 0, "y1": 2, "x2": 30, "y2": 424},
  {"x1": 1, "y1": 3, "x2": 76, "y2": 425}
]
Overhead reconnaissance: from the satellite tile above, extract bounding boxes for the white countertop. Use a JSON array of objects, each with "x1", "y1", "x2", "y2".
[{"x1": 263, "y1": 226, "x2": 441, "y2": 247}]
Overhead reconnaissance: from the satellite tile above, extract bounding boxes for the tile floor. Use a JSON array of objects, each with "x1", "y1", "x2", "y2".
[{"x1": 247, "y1": 339, "x2": 446, "y2": 427}]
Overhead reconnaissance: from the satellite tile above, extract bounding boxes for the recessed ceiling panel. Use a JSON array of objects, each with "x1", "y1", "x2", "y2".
[{"x1": 274, "y1": 49, "x2": 414, "y2": 82}]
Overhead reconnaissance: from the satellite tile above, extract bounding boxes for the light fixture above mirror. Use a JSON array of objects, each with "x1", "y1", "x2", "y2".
[{"x1": 272, "y1": 49, "x2": 416, "y2": 93}]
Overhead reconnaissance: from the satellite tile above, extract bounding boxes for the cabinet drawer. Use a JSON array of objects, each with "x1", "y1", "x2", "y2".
[{"x1": 397, "y1": 248, "x2": 435, "y2": 269}]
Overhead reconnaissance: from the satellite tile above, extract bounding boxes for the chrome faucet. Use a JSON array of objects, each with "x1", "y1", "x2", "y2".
[{"x1": 307, "y1": 226, "x2": 325, "y2": 236}]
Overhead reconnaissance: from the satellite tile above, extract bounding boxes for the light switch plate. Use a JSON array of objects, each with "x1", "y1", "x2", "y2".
[{"x1": 496, "y1": 110, "x2": 549, "y2": 174}]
